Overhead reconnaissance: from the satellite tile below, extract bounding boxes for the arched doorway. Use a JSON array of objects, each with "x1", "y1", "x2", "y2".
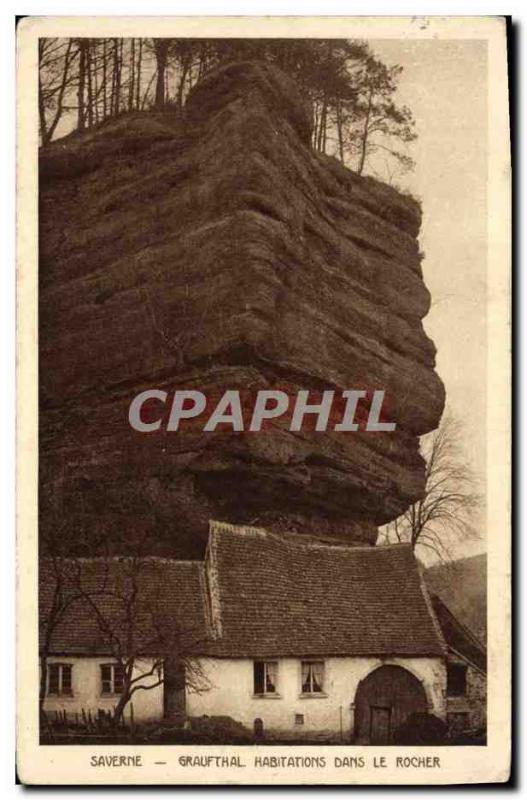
[{"x1": 354, "y1": 665, "x2": 427, "y2": 744}]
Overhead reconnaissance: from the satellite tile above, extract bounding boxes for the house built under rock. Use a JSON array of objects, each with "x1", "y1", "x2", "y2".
[
  {"x1": 38, "y1": 60, "x2": 460, "y2": 744},
  {"x1": 41, "y1": 520, "x2": 457, "y2": 743}
]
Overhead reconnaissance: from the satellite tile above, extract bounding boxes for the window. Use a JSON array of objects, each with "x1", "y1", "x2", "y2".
[
  {"x1": 295, "y1": 713, "x2": 304, "y2": 726},
  {"x1": 100, "y1": 663, "x2": 125, "y2": 695},
  {"x1": 253, "y1": 661, "x2": 278, "y2": 695},
  {"x1": 446, "y1": 663, "x2": 467, "y2": 697},
  {"x1": 48, "y1": 663, "x2": 73, "y2": 696},
  {"x1": 301, "y1": 661, "x2": 325, "y2": 694}
]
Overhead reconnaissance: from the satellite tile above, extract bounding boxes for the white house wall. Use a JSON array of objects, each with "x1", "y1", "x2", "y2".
[
  {"x1": 42, "y1": 655, "x2": 446, "y2": 731},
  {"x1": 187, "y1": 656, "x2": 446, "y2": 737},
  {"x1": 42, "y1": 656, "x2": 163, "y2": 722}
]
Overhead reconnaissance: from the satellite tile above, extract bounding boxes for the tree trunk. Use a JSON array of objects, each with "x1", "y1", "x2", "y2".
[
  {"x1": 312, "y1": 101, "x2": 319, "y2": 150},
  {"x1": 163, "y1": 658, "x2": 186, "y2": 722},
  {"x1": 336, "y1": 97, "x2": 344, "y2": 163},
  {"x1": 135, "y1": 39, "x2": 142, "y2": 109},
  {"x1": 128, "y1": 39, "x2": 135, "y2": 111},
  {"x1": 102, "y1": 39, "x2": 108, "y2": 119},
  {"x1": 77, "y1": 41, "x2": 86, "y2": 131},
  {"x1": 154, "y1": 39, "x2": 170, "y2": 109},
  {"x1": 45, "y1": 40, "x2": 75, "y2": 143},
  {"x1": 39, "y1": 656, "x2": 48, "y2": 714},
  {"x1": 86, "y1": 40, "x2": 94, "y2": 128},
  {"x1": 93, "y1": 41, "x2": 99, "y2": 124},
  {"x1": 358, "y1": 87, "x2": 373, "y2": 176},
  {"x1": 38, "y1": 65, "x2": 49, "y2": 144},
  {"x1": 175, "y1": 55, "x2": 191, "y2": 110},
  {"x1": 317, "y1": 94, "x2": 328, "y2": 152},
  {"x1": 113, "y1": 38, "x2": 121, "y2": 115},
  {"x1": 118, "y1": 40, "x2": 124, "y2": 112},
  {"x1": 112, "y1": 689, "x2": 131, "y2": 725},
  {"x1": 102, "y1": 39, "x2": 107, "y2": 119}
]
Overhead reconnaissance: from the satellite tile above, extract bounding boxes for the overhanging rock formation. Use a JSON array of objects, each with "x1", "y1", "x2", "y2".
[{"x1": 39, "y1": 61, "x2": 445, "y2": 556}]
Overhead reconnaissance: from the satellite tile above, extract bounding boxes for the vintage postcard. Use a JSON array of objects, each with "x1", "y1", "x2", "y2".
[{"x1": 16, "y1": 15, "x2": 511, "y2": 785}]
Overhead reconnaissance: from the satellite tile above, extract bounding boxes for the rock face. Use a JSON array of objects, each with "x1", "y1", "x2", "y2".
[{"x1": 39, "y1": 61, "x2": 445, "y2": 557}]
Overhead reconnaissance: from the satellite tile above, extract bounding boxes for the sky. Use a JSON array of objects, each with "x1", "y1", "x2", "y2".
[{"x1": 369, "y1": 39, "x2": 488, "y2": 560}]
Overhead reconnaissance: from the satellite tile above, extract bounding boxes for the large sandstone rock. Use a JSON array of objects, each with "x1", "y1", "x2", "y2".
[{"x1": 39, "y1": 61, "x2": 445, "y2": 556}]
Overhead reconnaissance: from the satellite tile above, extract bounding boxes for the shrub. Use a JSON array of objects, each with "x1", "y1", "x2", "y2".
[
  {"x1": 393, "y1": 712, "x2": 448, "y2": 745},
  {"x1": 187, "y1": 715, "x2": 253, "y2": 744}
]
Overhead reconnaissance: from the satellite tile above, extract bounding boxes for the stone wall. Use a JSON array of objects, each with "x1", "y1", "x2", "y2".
[{"x1": 446, "y1": 664, "x2": 486, "y2": 733}]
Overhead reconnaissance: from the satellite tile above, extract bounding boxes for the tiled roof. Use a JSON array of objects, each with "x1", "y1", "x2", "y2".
[
  {"x1": 39, "y1": 558, "x2": 209, "y2": 655},
  {"x1": 204, "y1": 522, "x2": 446, "y2": 657},
  {"x1": 430, "y1": 595, "x2": 486, "y2": 672},
  {"x1": 39, "y1": 522, "x2": 446, "y2": 658}
]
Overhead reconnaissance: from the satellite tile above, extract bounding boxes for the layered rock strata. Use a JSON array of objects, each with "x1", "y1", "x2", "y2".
[{"x1": 39, "y1": 61, "x2": 445, "y2": 556}]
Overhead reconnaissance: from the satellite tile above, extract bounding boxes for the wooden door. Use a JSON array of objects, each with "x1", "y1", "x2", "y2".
[
  {"x1": 370, "y1": 706, "x2": 392, "y2": 745},
  {"x1": 163, "y1": 657, "x2": 186, "y2": 722},
  {"x1": 354, "y1": 665, "x2": 427, "y2": 744}
]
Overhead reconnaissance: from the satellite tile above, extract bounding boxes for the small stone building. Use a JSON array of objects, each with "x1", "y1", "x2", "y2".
[
  {"x1": 40, "y1": 521, "x2": 450, "y2": 743},
  {"x1": 430, "y1": 595, "x2": 487, "y2": 736}
]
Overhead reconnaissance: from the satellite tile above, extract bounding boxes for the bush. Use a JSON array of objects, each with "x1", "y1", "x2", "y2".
[
  {"x1": 187, "y1": 715, "x2": 253, "y2": 744},
  {"x1": 448, "y1": 727, "x2": 487, "y2": 746},
  {"x1": 393, "y1": 712, "x2": 448, "y2": 746}
]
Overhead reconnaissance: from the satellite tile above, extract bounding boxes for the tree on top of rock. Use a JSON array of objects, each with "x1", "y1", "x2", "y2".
[
  {"x1": 38, "y1": 36, "x2": 417, "y2": 184},
  {"x1": 343, "y1": 56, "x2": 417, "y2": 176}
]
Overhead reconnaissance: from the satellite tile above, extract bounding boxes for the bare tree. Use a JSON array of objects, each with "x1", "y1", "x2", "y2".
[
  {"x1": 76, "y1": 39, "x2": 87, "y2": 131},
  {"x1": 40, "y1": 513, "x2": 210, "y2": 727},
  {"x1": 344, "y1": 57, "x2": 417, "y2": 176},
  {"x1": 38, "y1": 35, "x2": 418, "y2": 182},
  {"x1": 39, "y1": 478, "x2": 73, "y2": 713},
  {"x1": 153, "y1": 39, "x2": 171, "y2": 109},
  {"x1": 135, "y1": 38, "x2": 143, "y2": 109},
  {"x1": 39, "y1": 551, "x2": 82, "y2": 714},
  {"x1": 111, "y1": 38, "x2": 123, "y2": 115},
  {"x1": 38, "y1": 38, "x2": 78, "y2": 144},
  {"x1": 378, "y1": 411, "x2": 480, "y2": 562},
  {"x1": 39, "y1": 483, "x2": 104, "y2": 714}
]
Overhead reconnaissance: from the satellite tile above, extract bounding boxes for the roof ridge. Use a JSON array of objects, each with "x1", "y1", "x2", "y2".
[
  {"x1": 209, "y1": 519, "x2": 268, "y2": 539},
  {"x1": 40, "y1": 555, "x2": 200, "y2": 565},
  {"x1": 417, "y1": 571, "x2": 449, "y2": 656},
  {"x1": 209, "y1": 519, "x2": 413, "y2": 554}
]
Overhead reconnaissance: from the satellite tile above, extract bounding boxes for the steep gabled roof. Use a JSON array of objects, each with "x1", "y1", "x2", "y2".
[
  {"x1": 430, "y1": 594, "x2": 487, "y2": 673},
  {"x1": 39, "y1": 522, "x2": 446, "y2": 659},
  {"x1": 204, "y1": 521, "x2": 446, "y2": 658}
]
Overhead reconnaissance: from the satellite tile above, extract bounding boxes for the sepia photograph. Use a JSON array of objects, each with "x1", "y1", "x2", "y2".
[{"x1": 16, "y1": 14, "x2": 511, "y2": 785}]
